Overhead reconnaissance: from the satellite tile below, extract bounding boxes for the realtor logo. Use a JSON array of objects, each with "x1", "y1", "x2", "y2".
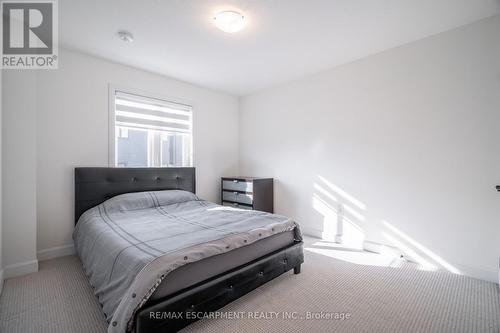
[{"x1": 1, "y1": 0, "x2": 58, "y2": 69}]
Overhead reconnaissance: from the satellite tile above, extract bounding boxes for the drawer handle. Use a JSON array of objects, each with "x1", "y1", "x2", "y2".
[
  {"x1": 233, "y1": 192, "x2": 239, "y2": 195},
  {"x1": 234, "y1": 203, "x2": 239, "y2": 206},
  {"x1": 233, "y1": 180, "x2": 238, "y2": 183}
]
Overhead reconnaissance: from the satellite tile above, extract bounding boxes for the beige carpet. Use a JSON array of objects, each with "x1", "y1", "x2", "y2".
[{"x1": 1, "y1": 237, "x2": 499, "y2": 333}]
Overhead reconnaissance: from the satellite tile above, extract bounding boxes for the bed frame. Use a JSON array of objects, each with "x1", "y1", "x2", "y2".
[{"x1": 75, "y1": 167, "x2": 303, "y2": 333}]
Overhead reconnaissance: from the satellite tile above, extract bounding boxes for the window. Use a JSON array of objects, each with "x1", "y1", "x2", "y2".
[{"x1": 111, "y1": 90, "x2": 193, "y2": 167}]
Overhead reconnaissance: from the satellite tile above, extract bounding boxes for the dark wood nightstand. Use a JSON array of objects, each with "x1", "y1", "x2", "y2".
[{"x1": 221, "y1": 177, "x2": 274, "y2": 213}]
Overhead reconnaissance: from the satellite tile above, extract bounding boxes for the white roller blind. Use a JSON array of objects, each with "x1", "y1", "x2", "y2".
[{"x1": 114, "y1": 91, "x2": 192, "y2": 133}]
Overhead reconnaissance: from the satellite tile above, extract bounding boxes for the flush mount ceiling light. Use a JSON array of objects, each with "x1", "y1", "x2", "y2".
[
  {"x1": 213, "y1": 11, "x2": 246, "y2": 33},
  {"x1": 117, "y1": 30, "x2": 134, "y2": 42}
]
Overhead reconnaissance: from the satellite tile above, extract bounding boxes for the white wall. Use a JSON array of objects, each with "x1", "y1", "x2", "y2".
[
  {"x1": 1, "y1": 48, "x2": 239, "y2": 266},
  {"x1": 2, "y1": 18, "x2": 498, "y2": 283},
  {"x1": 239, "y1": 16, "x2": 500, "y2": 282},
  {"x1": 35, "y1": 49, "x2": 239, "y2": 257},
  {"x1": 2, "y1": 70, "x2": 39, "y2": 278}
]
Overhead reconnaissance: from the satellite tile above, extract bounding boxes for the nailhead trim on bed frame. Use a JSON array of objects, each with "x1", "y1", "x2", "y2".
[{"x1": 135, "y1": 241, "x2": 304, "y2": 333}]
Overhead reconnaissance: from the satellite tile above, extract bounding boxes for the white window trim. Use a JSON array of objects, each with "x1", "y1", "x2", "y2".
[{"x1": 108, "y1": 84, "x2": 195, "y2": 167}]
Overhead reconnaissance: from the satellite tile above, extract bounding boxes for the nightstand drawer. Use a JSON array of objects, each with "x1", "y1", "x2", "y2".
[
  {"x1": 222, "y1": 191, "x2": 253, "y2": 205},
  {"x1": 222, "y1": 201, "x2": 253, "y2": 210},
  {"x1": 221, "y1": 177, "x2": 273, "y2": 213},
  {"x1": 222, "y1": 180, "x2": 253, "y2": 193}
]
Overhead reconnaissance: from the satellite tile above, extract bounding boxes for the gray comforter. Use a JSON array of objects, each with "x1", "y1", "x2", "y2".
[{"x1": 73, "y1": 190, "x2": 301, "y2": 332}]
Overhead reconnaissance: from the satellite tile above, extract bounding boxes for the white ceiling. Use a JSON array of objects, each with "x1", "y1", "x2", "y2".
[{"x1": 60, "y1": 0, "x2": 500, "y2": 96}]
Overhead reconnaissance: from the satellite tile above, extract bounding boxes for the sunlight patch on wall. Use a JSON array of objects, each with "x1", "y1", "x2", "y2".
[
  {"x1": 312, "y1": 193, "x2": 339, "y2": 241},
  {"x1": 317, "y1": 175, "x2": 366, "y2": 210},
  {"x1": 311, "y1": 177, "x2": 461, "y2": 275},
  {"x1": 313, "y1": 175, "x2": 366, "y2": 248},
  {"x1": 382, "y1": 221, "x2": 461, "y2": 275},
  {"x1": 313, "y1": 183, "x2": 338, "y2": 204},
  {"x1": 382, "y1": 232, "x2": 438, "y2": 271}
]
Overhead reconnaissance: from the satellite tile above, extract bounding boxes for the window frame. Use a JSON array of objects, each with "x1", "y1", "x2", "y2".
[{"x1": 108, "y1": 84, "x2": 195, "y2": 168}]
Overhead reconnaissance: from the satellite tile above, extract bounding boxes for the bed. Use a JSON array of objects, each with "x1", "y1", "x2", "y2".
[{"x1": 73, "y1": 167, "x2": 303, "y2": 333}]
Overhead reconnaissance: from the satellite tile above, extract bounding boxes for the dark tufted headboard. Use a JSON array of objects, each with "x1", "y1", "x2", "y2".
[{"x1": 74, "y1": 167, "x2": 195, "y2": 224}]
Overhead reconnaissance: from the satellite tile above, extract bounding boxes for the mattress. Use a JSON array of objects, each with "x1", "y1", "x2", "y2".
[
  {"x1": 73, "y1": 190, "x2": 302, "y2": 332},
  {"x1": 150, "y1": 229, "x2": 295, "y2": 300}
]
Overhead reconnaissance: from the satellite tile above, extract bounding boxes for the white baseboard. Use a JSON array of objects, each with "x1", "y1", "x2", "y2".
[
  {"x1": 301, "y1": 227, "x2": 325, "y2": 240},
  {"x1": 363, "y1": 240, "x2": 401, "y2": 258},
  {"x1": 458, "y1": 263, "x2": 498, "y2": 284},
  {"x1": 4, "y1": 260, "x2": 38, "y2": 279},
  {"x1": 303, "y1": 230, "x2": 498, "y2": 283},
  {"x1": 0, "y1": 269, "x2": 4, "y2": 296},
  {"x1": 363, "y1": 240, "x2": 497, "y2": 283},
  {"x1": 37, "y1": 244, "x2": 75, "y2": 261}
]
